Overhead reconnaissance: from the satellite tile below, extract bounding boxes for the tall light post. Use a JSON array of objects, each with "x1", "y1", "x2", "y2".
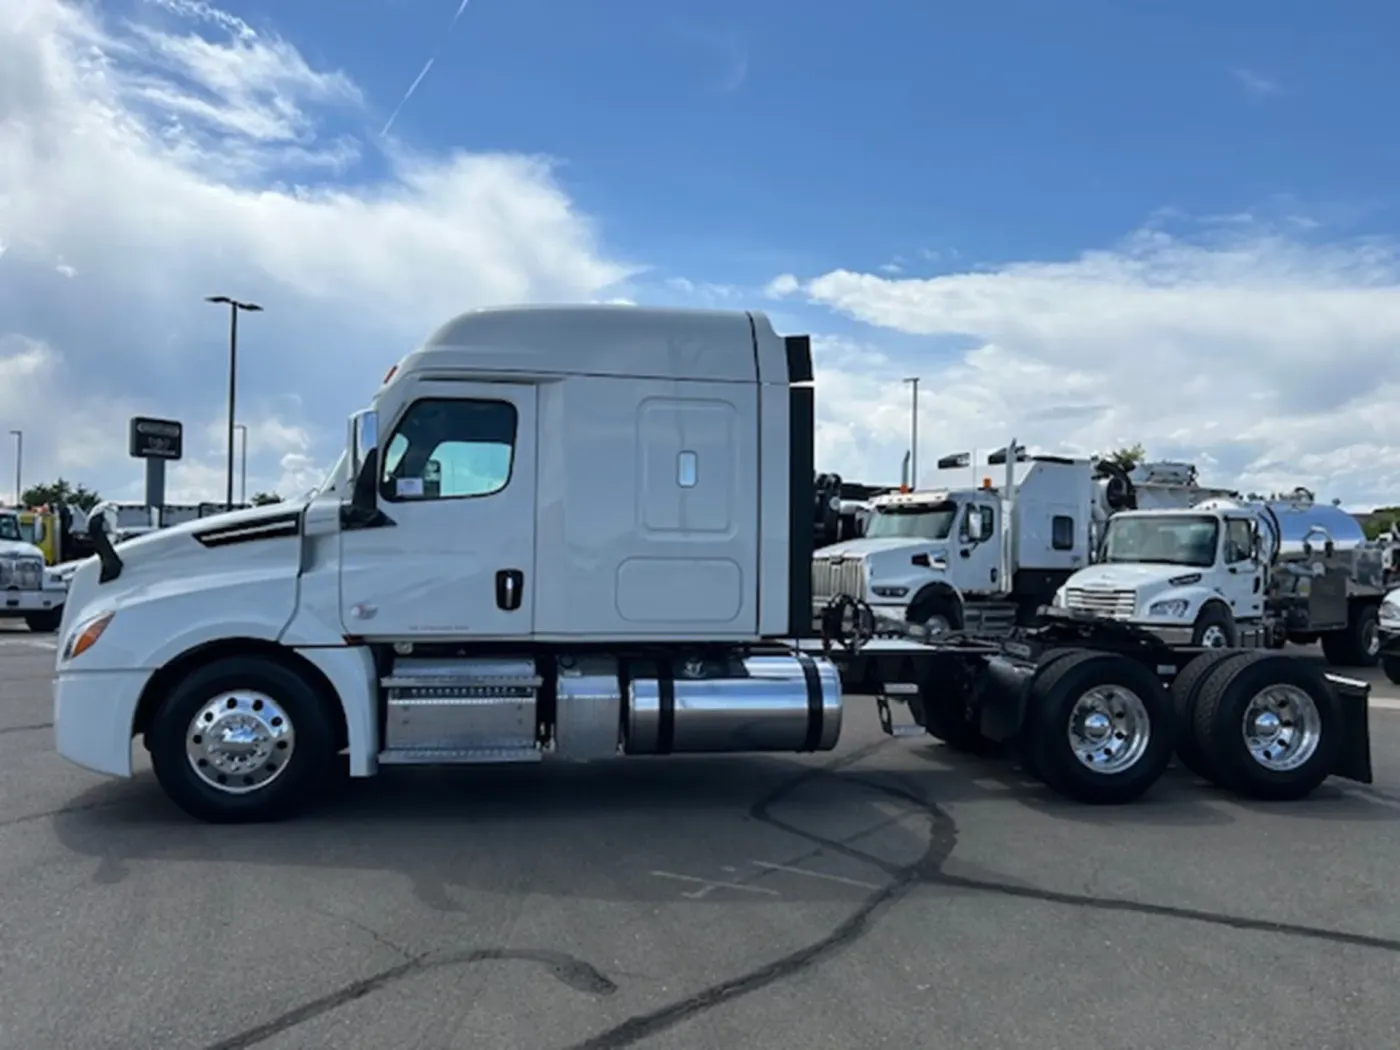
[
  {"x1": 205, "y1": 296, "x2": 263, "y2": 509},
  {"x1": 8, "y1": 430, "x2": 20, "y2": 506},
  {"x1": 902, "y1": 377, "x2": 920, "y2": 489},
  {"x1": 234, "y1": 423, "x2": 248, "y2": 504}
]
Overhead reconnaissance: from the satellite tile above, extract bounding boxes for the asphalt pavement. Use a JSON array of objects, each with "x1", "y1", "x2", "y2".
[{"x1": 3, "y1": 623, "x2": 1400, "y2": 1050}]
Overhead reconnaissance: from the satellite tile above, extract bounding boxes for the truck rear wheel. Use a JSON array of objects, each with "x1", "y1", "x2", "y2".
[
  {"x1": 1025, "y1": 651, "x2": 1174, "y2": 804},
  {"x1": 1169, "y1": 650, "x2": 1262, "y2": 784},
  {"x1": 147, "y1": 655, "x2": 336, "y2": 824},
  {"x1": 1190, "y1": 653, "x2": 1341, "y2": 801}
]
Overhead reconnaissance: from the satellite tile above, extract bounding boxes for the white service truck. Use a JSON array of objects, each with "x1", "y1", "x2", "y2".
[
  {"x1": 50, "y1": 305, "x2": 1377, "y2": 822},
  {"x1": 1054, "y1": 491, "x2": 1389, "y2": 667},
  {"x1": 811, "y1": 454, "x2": 1237, "y2": 637},
  {"x1": 0, "y1": 509, "x2": 68, "y2": 632},
  {"x1": 1380, "y1": 587, "x2": 1400, "y2": 684}
]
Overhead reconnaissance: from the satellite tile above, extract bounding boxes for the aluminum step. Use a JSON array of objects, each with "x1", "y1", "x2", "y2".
[{"x1": 378, "y1": 746, "x2": 542, "y2": 766}]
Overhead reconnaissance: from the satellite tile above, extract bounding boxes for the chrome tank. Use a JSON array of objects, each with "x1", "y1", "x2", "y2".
[
  {"x1": 1195, "y1": 497, "x2": 1384, "y2": 589},
  {"x1": 626, "y1": 654, "x2": 843, "y2": 754}
]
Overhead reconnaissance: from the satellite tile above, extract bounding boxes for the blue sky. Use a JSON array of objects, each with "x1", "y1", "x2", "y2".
[
  {"x1": 3, "y1": 0, "x2": 1400, "y2": 508},
  {"x1": 277, "y1": 0, "x2": 1400, "y2": 273}
]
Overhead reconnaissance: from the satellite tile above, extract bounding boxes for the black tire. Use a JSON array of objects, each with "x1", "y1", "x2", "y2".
[
  {"x1": 1169, "y1": 650, "x2": 1263, "y2": 784},
  {"x1": 914, "y1": 694, "x2": 996, "y2": 755},
  {"x1": 147, "y1": 655, "x2": 336, "y2": 824},
  {"x1": 25, "y1": 608, "x2": 62, "y2": 633},
  {"x1": 1190, "y1": 603, "x2": 1237, "y2": 649},
  {"x1": 1191, "y1": 653, "x2": 1341, "y2": 801},
  {"x1": 1015, "y1": 648, "x2": 1087, "y2": 778},
  {"x1": 906, "y1": 592, "x2": 964, "y2": 638},
  {"x1": 1319, "y1": 606, "x2": 1380, "y2": 668},
  {"x1": 1383, "y1": 655, "x2": 1400, "y2": 687},
  {"x1": 1026, "y1": 651, "x2": 1174, "y2": 804}
]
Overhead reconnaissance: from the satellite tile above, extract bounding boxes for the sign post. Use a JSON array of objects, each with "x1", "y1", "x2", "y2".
[{"x1": 129, "y1": 416, "x2": 183, "y2": 511}]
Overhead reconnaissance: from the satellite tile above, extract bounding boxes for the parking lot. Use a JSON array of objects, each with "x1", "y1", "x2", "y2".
[{"x1": 4, "y1": 625, "x2": 1400, "y2": 1050}]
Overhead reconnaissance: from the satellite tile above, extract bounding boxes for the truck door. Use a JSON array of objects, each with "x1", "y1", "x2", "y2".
[
  {"x1": 1220, "y1": 516, "x2": 1263, "y2": 617},
  {"x1": 959, "y1": 502, "x2": 1000, "y2": 591},
  {"x1": 339, "y1": 381, "x2": 538, "y2": 639}
]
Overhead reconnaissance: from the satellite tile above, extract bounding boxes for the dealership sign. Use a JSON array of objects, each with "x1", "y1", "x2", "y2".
[{"x1": 129, "y1": 417, "x2": 184, "y2": 460}]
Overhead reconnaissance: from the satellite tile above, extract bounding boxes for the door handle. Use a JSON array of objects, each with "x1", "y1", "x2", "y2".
[
  {"x1": 495, "y1": 569, "x2": 524, "y2": 611},
  {"x1": 959, "y1": 549, "x2": 971, "y2": 558}
]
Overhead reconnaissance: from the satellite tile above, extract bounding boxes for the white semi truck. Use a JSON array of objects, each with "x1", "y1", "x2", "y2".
[
  {"x1": 1054, "y1": 489, "x2": 1389, "y2": 667},
  {"x1": 51, "y1": 305, "x2": 1375, "y2": 822},
  {"x1": 0, "y1": 510, "x2": 68, "y2": 631},
  {"x1": 811, "y1": 454, "x2": 1236, "y2": 637}
]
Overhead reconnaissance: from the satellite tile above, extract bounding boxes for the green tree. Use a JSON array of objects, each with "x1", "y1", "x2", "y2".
[
  {"x1": 21, "y1": 478, "x2": 101, "y2": 512},
  {"x1": 1362, "y1": 507, "x2": 1400, "y2": 540},
  {"x1": 250, "y1": 491, "x2": 282, "y2": 506},
  {"x1": 1104, "y1": 443, "x2": 1146, "y2": 472}
]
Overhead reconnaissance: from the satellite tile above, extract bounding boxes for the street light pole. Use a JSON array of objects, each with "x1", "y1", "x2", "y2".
[
  {"x1": 8, "y1": 430, "x2": 20, "y2": 506},
  {"x1": 205, "y1": 296, "x2": 263, "y2": 510},
  {"x1": 902, "y1": 377, "x2": 920, "y2": 489},
  {"x1": 234, "y1": 423, "x2": 248, "y2": 504}
]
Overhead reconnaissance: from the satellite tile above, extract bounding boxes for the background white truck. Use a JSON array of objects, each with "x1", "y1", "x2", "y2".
[
  {"x1": 811, "y1": 453, "x2": 1236, "y2": 637},
  {"x1": 50, "y1": 305, "x2": 1377, "y2": 822},
  {"x1": 1053, "y1": 489, "x2": 1388, "y2": 666},
  {"x1": 1380, "y1": 586, "x2": 1400, "y2": 684},
  {"x1": 0, "y1": 510, "x2": 68, "y2": 631}
]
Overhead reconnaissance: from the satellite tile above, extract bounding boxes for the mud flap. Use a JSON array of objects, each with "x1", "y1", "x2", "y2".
[{"x1": 1325, "y1": 673, "x2": 1374, "y2": 784}]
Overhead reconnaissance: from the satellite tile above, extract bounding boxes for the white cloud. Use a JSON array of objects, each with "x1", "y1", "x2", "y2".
[
  {"x1": 0, "y1": 0, "x2": 633, "y2": 505},
  {"x1": 1233, "y1": 68, "x2": 1281, "y2": 98},
  {"x1": 784, "y1": 224, "x2": 1400, "y2": 510}
]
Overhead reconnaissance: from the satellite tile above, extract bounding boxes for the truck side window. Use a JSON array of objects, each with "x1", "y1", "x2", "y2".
[
  {"x1": 1224, "y1": 519, "x2": 1253, "y2": 563},
  {"x1": 379, "y1": 398, "x2": 517, "y2": 501},
  {"x1": 1051, "y1": 515, "x2": 1074, "y2": 550}
]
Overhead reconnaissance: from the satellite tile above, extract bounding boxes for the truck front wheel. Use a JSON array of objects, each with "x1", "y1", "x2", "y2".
[
  {"x1": 25, "y1": 608, "x2": 62, "y2": 633},
  {"x1": 147, "y1": 655, "x2": 336, "y2": 824},
  {"x1": 1190, "y1": 603, "x2": 1237, "y2": 649},
  {"x1": 1384, "y1": 656, "x2": 1400, "y2": 687}
]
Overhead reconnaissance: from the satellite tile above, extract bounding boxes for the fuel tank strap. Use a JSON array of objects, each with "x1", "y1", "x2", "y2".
[{"x1": 795, "y1": 651, "x2": 824, "y2": 751}]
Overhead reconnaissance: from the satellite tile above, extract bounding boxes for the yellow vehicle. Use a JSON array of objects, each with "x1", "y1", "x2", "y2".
[{"x1": 9, "y1": 509, "x2": 58, "y2": 565}]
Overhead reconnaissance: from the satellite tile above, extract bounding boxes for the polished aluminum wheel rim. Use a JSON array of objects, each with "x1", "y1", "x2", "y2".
[
  {"x1": 1067, "y1": 685, "x2": 1151, "y2": 774},
  {"x1": 1241, "y1": 685, "x2": 1320, "y2": 772},
  {"x1": 1199, "y1": 625, "x2": 1228, "y2": 648},
  {"x1": 185, "y1": 690, "x2": 295, "y2": 794}
]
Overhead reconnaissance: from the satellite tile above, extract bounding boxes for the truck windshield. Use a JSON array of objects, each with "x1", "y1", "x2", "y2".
[
  {"x1": 1103, "y1": 514, "x2": 1218, "y2": 568},
  {"x1": 0, "y1": 515, "x2": 19, "y2": 542},
  {"x1": 865, "y1": 502, "x2": 959, "y2": 541}
]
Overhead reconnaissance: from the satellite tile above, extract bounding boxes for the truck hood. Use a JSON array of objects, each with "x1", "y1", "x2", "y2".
[
  {"x1": 816, "y1": 536, "x2": 946, "y2": 560},
  {"x1": 63, "y1": 499, "x2": 311, "y2": 627},
  {"x1": 0, "y1": 538, "x2": 44, "y2": 560},
  {"x1": 1067, "y1": 562, "x2": 1199, "y2": 591}
]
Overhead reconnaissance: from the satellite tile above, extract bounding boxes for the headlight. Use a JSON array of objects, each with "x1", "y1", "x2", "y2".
[
  {"x1": 1148, "y1": 599, "x2": 1190, "y2": 618},
  {"x1": 871, "y1": 586, "x2": 909, "y2": 598},
  {"x1": 61, "y1": 611, "x2": 114, "y2": 661},
  {"x1": 1052, "y1": 590, "x2": 1066, "y2": 607},
  {"x1": 1381, "y1": 599, "x2": 1400, "y2": 623}
]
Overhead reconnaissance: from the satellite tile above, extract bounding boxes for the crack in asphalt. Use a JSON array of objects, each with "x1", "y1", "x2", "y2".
[
  {"x1": 0, "y1": 721, "x2": 52, "y2": 736},
  {"x1": 86, "y1": 735, "x2": 1400, "y2": 1050},
  {"x1": 564, "y1": 753, "x2": 1400, "y2": 1050},
  {"x1": 202, "y1": 948, "x2": 618, "y2": 1050}
]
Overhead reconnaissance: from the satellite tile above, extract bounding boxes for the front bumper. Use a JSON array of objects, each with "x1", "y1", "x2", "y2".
[
  {"x1": 1, "y1": 588, "x2": 64, "y2": 617},
  {"x1": 53, "y1": 668, "x2": 151, "y2": 778}
]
